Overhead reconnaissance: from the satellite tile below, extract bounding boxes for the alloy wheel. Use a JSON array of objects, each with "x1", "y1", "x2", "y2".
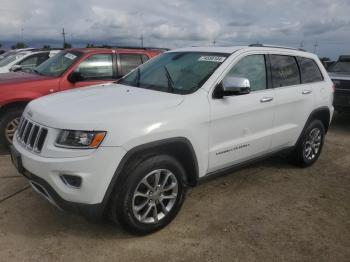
[
  {"x1": 304, "y1": 127, "x2": 322, "y2": 161},
  {"x1": 132, "y1": 169, "x2": 178, "y2": 224},
  {"x1": 5, "y1": 117, "x2": 20, "y2": 144}
]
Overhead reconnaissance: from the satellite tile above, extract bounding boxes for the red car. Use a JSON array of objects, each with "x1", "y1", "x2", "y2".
[{"x1": 0, "y1": 47, "x2": 165, "y2": 147}]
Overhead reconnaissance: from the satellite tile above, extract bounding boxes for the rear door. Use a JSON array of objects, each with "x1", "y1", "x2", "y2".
[{"x1": 268, "y1": 54, "x2": 314, "y2": 150}]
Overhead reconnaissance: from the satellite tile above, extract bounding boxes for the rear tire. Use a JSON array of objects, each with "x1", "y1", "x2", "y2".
[
  {"x1": 0, "y1": 108, "x2": 24, "y2": 149},
  {"x1": 288, "y1": 119, "x2": 325, "y2": 167},
  {"x1": 109, "y1": 154, "x2": 187, "y2": 235}
]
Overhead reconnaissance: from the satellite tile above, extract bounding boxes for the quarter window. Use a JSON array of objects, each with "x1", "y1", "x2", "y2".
[
  {"x1": 297, "y1": 57, "x2": 323, "y2": 83},
  {"x1": 74, "y1": 54, "x2": 113, "y2": 80},
  {"x1": 119, "y1": 54, "x2": 143, "y2": 76},
  {"x1": 270, "y1": 55, "x2": 300, "y2": 88},
  {"x1": 225, "y1": 54, "x2": 267, "y2": 92}
]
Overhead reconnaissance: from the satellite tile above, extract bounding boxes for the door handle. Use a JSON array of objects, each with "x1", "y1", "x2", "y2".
[
  {"x1": 302, "y1": 90, "x2": 312, "y2": 95},
  {"x1": 260, "y1": 97, "x2": 274, "y2": 103}
]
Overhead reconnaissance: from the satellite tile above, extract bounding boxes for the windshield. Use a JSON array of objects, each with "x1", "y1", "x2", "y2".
[
  {"x1": 118, "y1": 52, "x2": 229, "y2": 94},
  {"x1": 0, "y1": 52, "x2": 26, "y2": 67},
  {"x1": 328, "y1": 61, "x2": 350, "y2": 74},
  {"x1": 35, "y1": 51, "x2": 82, "y2": 77},
  {"x1": 0, "y1": 50, "x2": 16, "y2": 61}
]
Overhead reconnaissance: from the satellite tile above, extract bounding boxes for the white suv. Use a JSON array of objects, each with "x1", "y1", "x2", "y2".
[{"x1": 11, "y1": 45, "x2": 334, "y2": 234}]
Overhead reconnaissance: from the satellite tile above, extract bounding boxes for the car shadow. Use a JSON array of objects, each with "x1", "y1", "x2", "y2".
[{"x1": 330, "y1": 111, "x2": 350, "y2": 132}]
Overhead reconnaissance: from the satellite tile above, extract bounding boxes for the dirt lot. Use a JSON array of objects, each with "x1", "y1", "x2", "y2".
[{"x1": 0, "y1": 113, "x2": 349, "y2": 262}]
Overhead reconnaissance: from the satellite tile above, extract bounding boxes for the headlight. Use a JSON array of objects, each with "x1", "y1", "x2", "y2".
[{"x1": 56, "y1": 130, "x2": 106, "y2": 149}]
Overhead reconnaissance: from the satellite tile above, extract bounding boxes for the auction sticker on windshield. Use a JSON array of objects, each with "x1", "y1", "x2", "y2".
[
  {"x1": 64, "y1": 53, "x2": 77, "y2": 60},
  {"x1": 198, "y1": 56, "x2": 226, "y2": 63}
]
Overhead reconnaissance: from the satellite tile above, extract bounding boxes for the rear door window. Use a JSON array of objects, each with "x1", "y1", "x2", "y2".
[
  {"x1": 297, "y1": 57, "x2": 324, "y2": 83},
  {"x1": 119, "y1": 54, "x2": 143, "y2": 76},
  {"x1": 270, "y1": 55, "x2": 300, "y2": 88}
]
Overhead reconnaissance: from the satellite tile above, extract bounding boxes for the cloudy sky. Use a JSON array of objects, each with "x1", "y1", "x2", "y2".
[{"x1": 1, "y1": 0, "x2": 350, "y2": 59}]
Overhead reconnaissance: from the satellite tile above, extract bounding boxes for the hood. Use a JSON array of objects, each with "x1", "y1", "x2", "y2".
[
  {"x1": 26, "y1": 83, "x2": 184, "y2": 129},
  {"x1": 0, "y1": 72, "x2": 52, "y2": 85},
  {"x1": 328, "y1": 72, "x2": 350, "y2": 81}
]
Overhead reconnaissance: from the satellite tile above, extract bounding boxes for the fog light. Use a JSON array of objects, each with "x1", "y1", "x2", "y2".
[{"x1": 60, "y1": 174, "x2": 82, "y2": 188}]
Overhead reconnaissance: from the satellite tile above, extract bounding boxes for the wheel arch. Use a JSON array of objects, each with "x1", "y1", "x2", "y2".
[
  {"x1": 308, "y1": 106, "x2": 331, "y2": 133},
  {"x1": 295, "y1": 106, "x2": 331, "y2": 147},
  {"x1": 102, "y1": 137, "x2": 199, "y2": 211},
  {"x1": 0, "y1": 101, "x2": 29, "y2": 118}
]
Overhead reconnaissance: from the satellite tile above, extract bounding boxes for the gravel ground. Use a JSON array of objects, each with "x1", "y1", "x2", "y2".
[{"x1": 0, "y1": 113, "x2": 349, "y2": 262}]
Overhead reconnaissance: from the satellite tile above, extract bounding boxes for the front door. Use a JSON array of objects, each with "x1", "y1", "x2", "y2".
[
  {"x1": 60, "y1": 53, "x2": 116, "y2": 90},
  {"x1": 208, "y1": 54, "x2": 275, "y2": 172}
]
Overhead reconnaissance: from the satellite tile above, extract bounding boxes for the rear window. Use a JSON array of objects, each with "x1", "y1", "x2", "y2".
[
  {"x1": 328, "y1": 61, "x2": 350, "y2": 74},
  {"x1": 297, "y1": 57, "x2": 323, "y2": 84},
  {"x1": 270, "y1": 55, "x2": 300, "y2": 88}
]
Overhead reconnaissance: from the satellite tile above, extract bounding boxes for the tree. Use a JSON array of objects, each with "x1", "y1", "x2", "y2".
[
  {"x1": 0, "y1": 43, "x2": 2, "y2": 48},
  {"x1": 86, "y1": 43, "x2": 95, "y2": 48},
  {"x1": 63, "y1": 42, "x2": 72, "y2": 48},
  {"x1": 11, "y1": 42, "x2": 27, "y2": 49},
  {"x1": 43, "y1": 45, "x2": 51, "y2": 49}
]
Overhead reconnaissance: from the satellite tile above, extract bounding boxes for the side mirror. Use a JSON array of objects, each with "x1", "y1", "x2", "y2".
[
  {"x1": 216, "y1": 77, "x2": 251, "y2": 98},
  {"x1": 10, "y1": 65, "x2": 22, "y2": 72},
  {"x1": 68, "y1": 71, "x2": 84, "y2": 83}
]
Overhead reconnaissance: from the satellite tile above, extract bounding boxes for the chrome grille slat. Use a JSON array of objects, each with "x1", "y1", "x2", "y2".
[
  {"x1": 22, "y1": 122, "x2": 31, "y2": 143},
  {"x1": 33, "y1": 127, "x2": 42, "y2": 152},
  {"x1": 18, "y1": 120, "x2": 28, "y2": 138},
  {"x1": 16, "y1": 117, "x2": 48, "y2": 154}
]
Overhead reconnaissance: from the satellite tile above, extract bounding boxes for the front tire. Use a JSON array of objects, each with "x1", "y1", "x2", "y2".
[
  {"x1": 289, "y1": 119, "x2": 325, "y2": 167},
  {"x1": 110, "y1": 155, "x2": 187, "y2": 235},
  {"x1": 0, "y1": 107, "x2": 24, "y2": 148}
]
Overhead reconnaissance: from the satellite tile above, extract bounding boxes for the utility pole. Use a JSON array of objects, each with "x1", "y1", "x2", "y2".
[
  {"x1": 21, "y1": 27, "x2": 24, "y2": 42},
  {"x1": 140, "y1": 34, "x2": 144, "y2": 48},
  {"x1": 213, "y1": 39, "x2": 216, "y2": 46},
  {"x1": 313, "y1": 41, "x2": 319, "y2": 54},
  {"x1": 299, "y1": 41, "x2": 304, "y2": 50},
  {"x1": 62, "y1": 28, "x2": 66, "y2": 48}
]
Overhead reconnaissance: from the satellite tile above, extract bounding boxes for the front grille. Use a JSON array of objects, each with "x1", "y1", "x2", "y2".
[
  {"x1": 16, "y1": 117, "x2": 48, "y2": 153},
  {"x1": 334, "y1": 79, "x2": 350, "y2": 90}
]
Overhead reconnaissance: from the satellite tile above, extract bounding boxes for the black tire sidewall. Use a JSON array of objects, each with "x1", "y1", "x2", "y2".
[
  {"x1": 0, "y1": 108, "x2": 24, "y2": 148},
  {"x1": 113, "y1": 155, "x2": 187, "y2": 235},
  {"x1": 300, "y1": 120, "x2": 325, "y2": 166}
]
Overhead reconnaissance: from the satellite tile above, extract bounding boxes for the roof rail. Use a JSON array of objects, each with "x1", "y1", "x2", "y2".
[
  {"x1": 94, "y1": 45, "x2": 170, "y2": 51},
  {"x1": 248, "y1": 43, "x2": 306, "y2": 52}
]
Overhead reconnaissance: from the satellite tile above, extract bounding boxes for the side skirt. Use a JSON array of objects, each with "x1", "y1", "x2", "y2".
[{"x1": 197, "y1": 146, "x2": 294, "y2": 185}]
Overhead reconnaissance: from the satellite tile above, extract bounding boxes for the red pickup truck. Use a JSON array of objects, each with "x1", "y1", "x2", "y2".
[{"x1": 0, "y1": 47, "x2": 165, "y2": 147}]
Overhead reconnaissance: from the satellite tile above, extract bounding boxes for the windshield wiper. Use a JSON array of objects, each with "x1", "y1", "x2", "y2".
[
  {"x1": 136, "y1": 68, "x2": 141, "y2": 87},
  {"x1": 164, "y1": 65, "x2": 175, "y2": 93},
  {"x1": 33, "y1": 69, "x2": 44, "y2": 76}
]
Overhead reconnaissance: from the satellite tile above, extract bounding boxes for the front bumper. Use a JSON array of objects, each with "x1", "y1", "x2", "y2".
[{"x1": 12, "y1": 138, "x2": 126, "y2": 218}]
